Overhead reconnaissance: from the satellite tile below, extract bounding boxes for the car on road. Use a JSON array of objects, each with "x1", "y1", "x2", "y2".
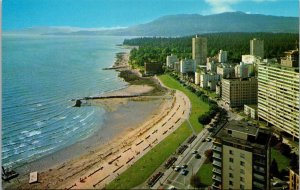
[
  {"x1": 181, "y1": 164, "x2": 188, "y2": 169},
  {"x1": 192, "y1": 150, "x2": 198, "y2": 154},
  {"x1": 168, "y1": 185, "x2": 176, "y2": 190},
  {"x1": 195, "y1": 154, "x2": 201, "y2": 159},
  {"x1": 180, "y1": 169, "x2": 189, "y2": 176},
  {"x1": 202, "y1": 139, "x2": 206, "y2": 142},
  {"x1": 174, "y1": 166, "x2": 181, "y2": 172},
  {"x1": 206, "y1": 137, "x2": 212, "y2": 142}
]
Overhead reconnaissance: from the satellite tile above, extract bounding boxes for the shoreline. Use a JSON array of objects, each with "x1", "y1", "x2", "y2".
[{"x1": 3, "y1": 49, "x2": 175, "y2": 189}]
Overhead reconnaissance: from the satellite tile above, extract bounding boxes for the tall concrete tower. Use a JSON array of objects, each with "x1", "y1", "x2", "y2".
[
  {"x1": 192, "y1": 35, "x2": 207, "y2": 66},
  {"x1": 250, "y1": 38, "x2": 264, "y2": 59}
]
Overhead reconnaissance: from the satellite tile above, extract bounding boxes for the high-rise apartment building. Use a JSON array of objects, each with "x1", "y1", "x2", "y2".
[
  {"x1": 218, "y1": 50, "x2": 228, "y2": 63},
  {"x1": 212, "y1": 120, "x2": 271, "y2": 190},
  {"x1": 257, "y1": 50, "x2": 299, "y2": 139},
  {"x1": 180, "y1": 58, "x2": 196, "y2": 73},
  {"x1": 166, "y1": 54, "x2": 179, "y2": 69},
  {"x1": 192, "y1": 35, "x2": 207, "y2": 66},
  {"x1": 250, "y1": 38, "x2": 264, "y2": 59},
  {"x1": 221, "y1": 77, "x2": 257, "y2": 107}
]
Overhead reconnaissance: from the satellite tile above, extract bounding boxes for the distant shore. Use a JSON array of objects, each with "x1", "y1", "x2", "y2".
[{"x1": 3, "y1": 48, "x2": 175, "y2": 189}]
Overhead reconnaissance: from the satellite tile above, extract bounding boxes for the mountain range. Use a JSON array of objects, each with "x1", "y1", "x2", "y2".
[{"x1": 6, "y1": 12, "x2": 299, "y2": 37}]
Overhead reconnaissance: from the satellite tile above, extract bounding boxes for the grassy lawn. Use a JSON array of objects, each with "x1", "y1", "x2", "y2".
[
  {"x1": 158, "y1": 74, "x2": 210, "y2": 133},
  {"x1": 271, "y1": 148, "x2": 290, "y2": 171},
  {"x1": 106, "y1": 74, "x2": 210, "y2": 189},
  {"x1": 196, "y1": 161, "x2": 213, "y2": 186},
  {"x1": 106, "y1": 122, "x2": 192, "y2": 189}
]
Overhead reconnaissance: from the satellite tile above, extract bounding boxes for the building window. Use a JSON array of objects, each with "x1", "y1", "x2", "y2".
[
  {"x1": 240, "y1": 177, "x2": 244, "y2": 182},
  {"x1": 240, "y1": 169, "x2": 245, "y2": 174},
  {"x1": 240, "y1": 161, "x2": 245, "y2": 166},
  {"x1": 229, "y1": 181, "x2": 233, "y2": 186},
  {"x1": 240, "y1": 153, "x2": 245, "y2": 158},
  {"x1": 240, "y1": 184, "x2": 245, "y2": 190},
  {"x1": 229, "y1": 150, "x2": 234, "y2": 155},
  {"x1": 229, "y1": 158, "x2": 234, "y2": 163}
]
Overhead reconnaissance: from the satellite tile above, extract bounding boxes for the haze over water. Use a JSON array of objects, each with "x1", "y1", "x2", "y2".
[{"x1": 2, "y1": 35, "x2": 128, "y2": 168}]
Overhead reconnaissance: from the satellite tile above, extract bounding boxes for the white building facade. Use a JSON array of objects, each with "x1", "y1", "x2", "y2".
[{"x1": 180, "y1": 59, "x2": 196, "y2": 73}]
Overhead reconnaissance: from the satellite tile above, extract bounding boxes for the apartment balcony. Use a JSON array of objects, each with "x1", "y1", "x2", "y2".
[
  {"x1": 253, "y1": 166, "x2": 265, "y2": 174},
  {"x1": 212, "y1": 182, "x2": 221, "y2": 190},
  {"x1": 213, "y1": 145, "x2": 222, "y2": 152},
  {"x1": 253, "y1": 181, "x2": 265, "y2": 189},
  {"x1": 253, "y1": 173, "x2": 265, "y2": 183},
  {"x1": 213, "y1": 160, "x2": 222, "y2": 167},
  {"x1": 213, "y1": 153, "x2": 222, "y2": 160},
  {"x1": 212, "y1": 168, "x2": 222, "y2": 175},
  {"x1": 212, "y1": 175, "x2": 221, "y2": 182}
]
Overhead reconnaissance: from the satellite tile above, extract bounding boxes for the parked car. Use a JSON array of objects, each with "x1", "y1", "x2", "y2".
[
  {"x1": 192, "y1": 150, "x2": 198, "y2": 154},
  {"x1": 180, "y1": 169, "x2": 189, "y2": 176},
  {"x1": 181, "y1": 164, "x2": 188, "y2": 169},
  {"x1": 168, "y1": 185, "x2": 176, "y2": 190},
  {"x1": 174, "y1": 166, "x2": 181, "y2": 172}
]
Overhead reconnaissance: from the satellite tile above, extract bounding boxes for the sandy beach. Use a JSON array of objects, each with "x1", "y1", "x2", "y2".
[{"x1": 3, "y1": 50, "x2": 191, "y2": 190}]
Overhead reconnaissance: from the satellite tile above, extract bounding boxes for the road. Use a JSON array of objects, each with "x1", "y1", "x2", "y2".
[{"x1": 146, "y1": 127, "x2": 213, "y2": 189}]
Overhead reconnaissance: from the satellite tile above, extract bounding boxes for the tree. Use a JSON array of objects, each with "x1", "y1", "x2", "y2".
[
  {"x1": 275, "y1": 142, "x2": 291, "y2": 157},
  {"x1": 270, "y1": 159, "x2": 279, "y2": 177},
  {"x1": 290, "y1": 153, "x2": 299, "y2": 169},
  {"x1": 269, "y1": 135, "x2": 279, "y2": 147},
  {"x1": 190, "y1": 174, "x2": 202, "y2": 188},
  {"x1": 205, "y1": 149, "x2": 213, "y2": 162}
]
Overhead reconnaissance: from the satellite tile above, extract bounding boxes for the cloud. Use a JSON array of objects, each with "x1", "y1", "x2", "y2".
[{"x1": 204, "y1": 0, "x2": 279, "y2": 14}]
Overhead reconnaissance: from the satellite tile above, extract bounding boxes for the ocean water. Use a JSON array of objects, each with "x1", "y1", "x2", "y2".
[{"x1": 2, "y1": 35, "x2": 129, "y2": 168}]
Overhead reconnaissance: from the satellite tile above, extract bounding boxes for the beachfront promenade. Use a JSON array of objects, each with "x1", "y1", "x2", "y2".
[{"x1": 63, "y1": 90, "x2": 191, "y2": 189}]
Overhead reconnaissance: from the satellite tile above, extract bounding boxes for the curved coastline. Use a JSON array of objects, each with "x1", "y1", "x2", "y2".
[{"x1": 2, "y1": 50, "x2": 176, "y2": 190}]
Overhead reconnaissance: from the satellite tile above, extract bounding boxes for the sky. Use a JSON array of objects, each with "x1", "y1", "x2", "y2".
[{"x1": 3, "y1": 0, "x2": 299, "y2": 30}]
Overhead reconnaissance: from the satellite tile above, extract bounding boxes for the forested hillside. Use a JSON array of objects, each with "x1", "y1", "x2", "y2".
[{"x1": 123, "y1": 33, "x2": 298, "y2": 66}]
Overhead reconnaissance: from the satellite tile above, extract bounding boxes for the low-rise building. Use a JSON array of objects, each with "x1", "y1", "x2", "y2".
[
  {"x1": 235, "y1": 62, "x2": 255, "y2": 78},
  {"x1": 144, "y1": 62, "x2": 163, "y2": 75},
  {"x1": 244, "y1": 104, "x2": 257, "y2": 119},
  {"x1": 166, "y1": 54, "x2": 179, "y2": 69},
  {"x1": 195, "y1": 72, "x2": 200, "y2": 85},
  {"x1": 200, "y1": 72, "x2": 221, "y2": 90},
  {"x1": 207, "y1": 61, "x2": 218, "y2": 73},
  {"x1": 212, "y1": 120, "x2": 271, "y2": 190},
  {"x1": 281, "y1": 49, "x2": 299, "y2": 67},
  {"x1": 180, "y1": 58, "x2": 196, "y2": 73},
  {"x1": 217, "y1": 63, "x2": 235, "y2": 79},
  {"x1": 242, "y1": 55, "x2": 260, "y2": 64},
  {"x1": 173, "y1": 61, "x2": 180, "y2": 72},
  {"x1": 289, "y1": 168, "x2": 299, "y2": 190},
  {"x1": 222, "y1": 77, "x2": 257, "y2": 108}
]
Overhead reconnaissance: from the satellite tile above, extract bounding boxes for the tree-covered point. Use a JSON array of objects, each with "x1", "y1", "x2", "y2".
[{"x1": 124, "y1": 32, "x2": 298, "y2": 66}]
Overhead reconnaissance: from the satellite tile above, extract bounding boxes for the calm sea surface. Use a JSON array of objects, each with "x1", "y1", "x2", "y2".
[{"x1": 2, "y1": 35, "x2": 128, "y2": 168}]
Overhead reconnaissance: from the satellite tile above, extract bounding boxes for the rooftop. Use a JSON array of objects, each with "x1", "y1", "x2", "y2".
[
  {"x1": 215, "y1": 120, "x2": 272, "y2": 150},
  {"x1": 222, "y1": 77, "x2": 257, "y2": 82},
  {"x1": 226, "y1": 120, "x2": 259, "y2": 136},
  {"x1": 259, "y1": 61, "x2": 299, "y2": 71}
]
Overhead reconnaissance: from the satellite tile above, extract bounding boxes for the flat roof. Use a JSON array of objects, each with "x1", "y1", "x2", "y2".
[
  {"x1": 215, "y1": 120, "x2": 271, "y2": 149},
  {"x1": 225, "y1": 120, "x2": 259, "y2": 136}
]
